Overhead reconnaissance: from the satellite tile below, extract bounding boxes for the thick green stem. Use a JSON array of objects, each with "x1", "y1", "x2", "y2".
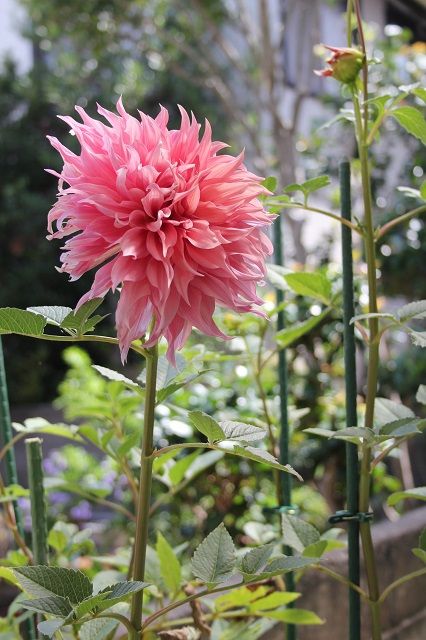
[
  {"x1": 129, "y1": 344, "x2": 158, "y2": 637},
  {"x1": 352, "y1": 57, "x2": 382, "y2": 640}
]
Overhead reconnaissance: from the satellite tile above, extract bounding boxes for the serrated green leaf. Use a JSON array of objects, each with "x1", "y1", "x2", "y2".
[
  {"x1": 0, "y1": 308, "x2": 46, "y2": 337},
  {"x1": 102, "y1": 580, "x2": 149, "y2": 602},
  {"x1": 258, "y1": 608, "x2": 323, "y2": 625},
  {"x1": 397, "y1": 300, "x2": 426, "y2": 322},
  {"x1": 282, "y1": 514, "x2": 320, "y2": 553},
  {"x1": 14, "y1": 566, "x2": 92, "y2": 604},
  {"x1": 192, "y1": 523, "x2": 236, "y2": 585},
  {"x1": 188, "y1": 411, "x2": 225, "y2": 443},
  {"x1": 391, "y1": 106, "x2": 426, "y2": 145},
  {"x1": 240, "y1": 544, "x2": 275, "y2": 575},
  {"x1": 27, "y1": 306, "x2": 73, "y2": 327},
  {"x1": 387, "y1": 487, "x2": 426, "y2": 506},
  {"x1": 12, "y1": 418, "x2": 81, "y2": 442},
  {"x1": 333, "y1": 427, "x2": 375, "y2": 443},
  {"x1": 37, "y1": 619, "x2": 64, "y2": 638},
  {"x1": 374, "y1": 398, "x2": 415, "y2": 429},
  {"x1": 67, "y1": 591, "x2": 111, "y2": 622},
  {"x1": 156, "y1": 533, "x2": 182, "y2": 595},
  {"x1": 379, "y1": 418, "x2": 425, "y2": 438},
  {"x1": 61, "y1": 299, "x2": 103, "y2": 334},
  {"x1": 409, "y1": 330, "x2": 426, "y2": 348},
  {"x1": 231, "y1": 445, "x2": 302, "y2": 480},
  {"x1": 277, "y1": 311, "x2": 330, "y2": 348},
  {"x1": 299, "y1": 175, "x2": 331, "y2": 195},
  {"x1": 92, "y1": 365, "x2": 141, "y2": 390},
  {"x1": 304, "y1": 427, "x2": 336, "y2": 438},
  {"x1": 253, "y1": 555, "x2": 316, "y2": 579},
  {"x1": 19, "y1": 595, "x2": 73, "y2": 617},
  {"x1": 218, "y1": 421, "x2": 266, "y2": 442},
  {"x1": 284, "y1": 272, "x2": 332, "y2": 304},
  {"x1": 249, "y1": 591, "x2": 300, "y2": 612}
]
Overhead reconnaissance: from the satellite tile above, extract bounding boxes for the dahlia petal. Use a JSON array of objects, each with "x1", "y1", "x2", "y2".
[{"x1": 47, "y1": 101, "x2": 273, "y2": 362}]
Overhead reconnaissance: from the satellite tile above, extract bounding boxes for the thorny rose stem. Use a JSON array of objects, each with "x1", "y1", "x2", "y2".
[{"x1": 130, "y1": 344, "x2": 159, "y2": 637}]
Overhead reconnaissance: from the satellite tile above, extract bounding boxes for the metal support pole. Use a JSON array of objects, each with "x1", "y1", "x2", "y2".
[
  {"x1": 340, "y1": 160, "x2": 361, "y2": 640},
  {"x1": 274, "y1": 215, "x2": 296, "y2": 640}
]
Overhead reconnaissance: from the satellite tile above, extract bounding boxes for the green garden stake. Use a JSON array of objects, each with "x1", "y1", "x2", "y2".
[
  {"x1": 0, "y1": 337, "x2": 24, "y2": 535},
  {"x1": 25, "y1": 438, "x2": 49, "y2": 566},
  {"x1": 1, "y1": 338, "x2": 36, "y2": 640},
  {"x1": 274, "y1": 213, "x2": 296, "y2": 640},
  {"x1": 340, "y1": 160, "x2": 361, "y2": 640}
]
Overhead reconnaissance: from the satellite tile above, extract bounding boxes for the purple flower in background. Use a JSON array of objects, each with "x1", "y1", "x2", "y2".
[{"x1": 70, "y1": 500, "x2": 93, "y2": 521}]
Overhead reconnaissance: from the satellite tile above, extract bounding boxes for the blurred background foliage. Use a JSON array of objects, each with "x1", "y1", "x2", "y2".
[{"x1": 0, "y1": 0, "x2": 425, "y2": 547}]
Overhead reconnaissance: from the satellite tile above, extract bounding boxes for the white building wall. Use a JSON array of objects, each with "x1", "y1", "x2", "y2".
[{"x1": 0, "y1": 0, "x2": 32, "y2": 73}]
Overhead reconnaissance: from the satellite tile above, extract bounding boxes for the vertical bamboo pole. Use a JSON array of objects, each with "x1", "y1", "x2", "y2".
[
  {"x1": 25, "y1": 438, "x2": 49, "y2": 566},
  {"x1": 274, "y1": 215, "x2": 296, "y2": 640},
  {"x1": 340, "y1": 160, "x2": 361, "y2": 640}
]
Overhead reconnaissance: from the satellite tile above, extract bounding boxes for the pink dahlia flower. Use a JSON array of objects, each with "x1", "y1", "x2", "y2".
[{"x1": 47, "y1": 99, "x2": 273, "y2": 362}]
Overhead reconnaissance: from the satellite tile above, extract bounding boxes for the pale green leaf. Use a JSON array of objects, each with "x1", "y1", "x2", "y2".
[
  {"x1": 80, "y1": 618, "x2": 118, "y2": 640},
  {"x1": 282, "y1": 514, "x2": 320, "y2": 553},
  {"x1": 416, "y1": 385, "x2": 426, "y2": 405},
  {"x1": 168, "y1": 451, "x2": 199, "y2": 485},
  {"x1": 219, "y1": 421, "x2": 266, "y2": 442},
  {"x1": 231, "y1": 445, "x2": 302, "y2": 480},
  {"x1": 409, "y1": 330, "x2": 426, "y2": 348},
  {"x1": 92, "y1": 365, "x2": 141, "y2": 390},
  {"x1": 387, "y1": 487, "x2": 426, "y2": 506},
  {"x1": 379, "y1": 418, "x2": 425, "y2": 438},
  {"x1": 397, "y1": 300, "x2": 426, "y2": 322},
  {"x1": 191, "y1": 523, "x2": 236, "y2": 585},
  {"x1": 27, "y1": 306, "x2": 73, "y2": 327},
  {"x1": 188, "y1": 411, "x2": 225, "y2": 443},
  {"x1": 413, "y1": 88, "x2": 426, "y2": 104},
  {"x1": 412, "y1": 548, "x2": 426, "y2": 563},
  {"x1": 37, "y1": 619, "x2": 64, "y2": 638},
  {"x1": 263, "y1": 176, "x2": 278, "y2": 192},
  {"x1": 0, "y1": 484, "x2": 29, "y2": 504},
  {"x1": 0, "y1": 308, "x2": 46, "y2": 337},
  {"x1": 0, "y1": 567, "x2": 20, "y2": 587},
  {"x1": 374, "y1": 398, "x2": 415, "y2": 428},
  {"x1": 214, "y1": 585, "x2": 270, "y2": 612},
  {"x1": 277, "y1": 311, "x2": 329, "y2": 348},
  {"x1": 258, "y1": 608, "x2": 323, "y2": 625},
  {"x1": 391, "y1": 106, "x2": 426, "y2": 145},
  {"x1": 248, "y1": 591, "x2": 300, "y2": 612},
  {"x1": 284, "y1": 272, "x2": 332, "y2": 304},
  {"x1": 156, "y1": 533, "x2": 182, "y2": 595}
]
